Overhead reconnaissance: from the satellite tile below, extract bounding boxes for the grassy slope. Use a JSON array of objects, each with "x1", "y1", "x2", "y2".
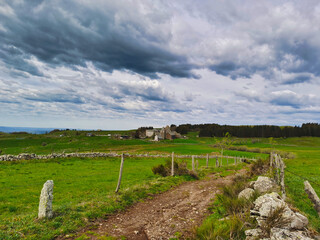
[
  {"x1": 1, "y1": 131, "x2": 319, "y2": 237},
  {"x1": 0, "y1": 156, "x2": 192, "y2": 239},
  {"x1": 0, "y1": 157, "x2": 247, "y2": 239}
]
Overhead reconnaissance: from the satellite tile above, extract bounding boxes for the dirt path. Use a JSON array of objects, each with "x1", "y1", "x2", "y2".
[{"x1": 71, "y1": 169, "x2": 246, "y2": 240}]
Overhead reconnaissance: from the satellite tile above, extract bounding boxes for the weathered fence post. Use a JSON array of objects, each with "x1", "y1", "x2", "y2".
[
  {"x1": 270, "y1": 153, "x2": 274, "y2": 176},
  {"x1": 206, "y1": 154, "x2": 209, "y2": 168},
  {"x1": 274, "y1": 154, "x2": 280, "y2": 184},
  {"x1": 279, "y1": 156, "x2": 286, "y2": 200},
  {"x1": 38, "y1": 180, "x2": 54, "y2": 219},
  {"x1": 115, "y1": 153, "x2": 124, "y2": 193},
  {"x1": 304, "y1": 181, "x2": 320, "y2": 216},
  {"x1": 192, "y1": 155, "x2": 195, "y2": 171},
  {"x1": 171, "y1": 152, "x2": 175, "y2": 176},
  {"x1": 216, "y1": 157, "x2": 219, "y2": 167}
]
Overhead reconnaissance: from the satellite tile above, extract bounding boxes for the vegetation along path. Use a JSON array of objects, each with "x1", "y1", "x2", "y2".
[{"x1": 70, "y1": 169, "x2": 246, "y2": 239}]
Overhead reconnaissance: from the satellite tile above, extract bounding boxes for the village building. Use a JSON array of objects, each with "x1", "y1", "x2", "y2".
[
  {"x1": 146, "y1": 129, "x2": 155, "y2": 138},
  {"x1": 160, "y1": 126, "x2": 181, "y2": 140},
  {"x1": 138, "y1": 126, "x2": 181, "y2": 140}
]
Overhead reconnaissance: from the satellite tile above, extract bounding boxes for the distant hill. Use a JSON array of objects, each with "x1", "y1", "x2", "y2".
[{"x1": 0, "y1": 126, "x2": 56, "y2": 134}]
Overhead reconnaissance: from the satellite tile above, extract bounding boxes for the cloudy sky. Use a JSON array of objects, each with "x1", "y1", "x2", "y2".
[{"x1": 1, "y1": 0, "x2": 320, "y2": 129}]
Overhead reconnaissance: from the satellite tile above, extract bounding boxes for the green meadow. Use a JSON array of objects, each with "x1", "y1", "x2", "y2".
[{"x1": 0, "y1": 131, "x2": 319, "y2": 238}]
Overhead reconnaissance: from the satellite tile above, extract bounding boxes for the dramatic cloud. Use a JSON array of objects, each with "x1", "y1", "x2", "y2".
[
  {"x1": 0, "y1": 1, "x2": 198, "y2": 79},
  {"x1": 1, "y1": 0, "x2": 320, "y2": 129}
]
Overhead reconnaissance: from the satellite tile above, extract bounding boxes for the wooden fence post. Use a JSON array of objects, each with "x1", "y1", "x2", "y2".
[
  {"x1": 192, "y1": 155, "x2": 195, "y2": 171},
  {"x1": 115, "y1": 153, "x2": 124, "y2": 193},
  {"x1": 274, "y1": 154, "x2": 280, "y2": 184},
  {"x1": 279, "y1": 156, "x2": 286, "y2": 200},
  {"x1": 270, "y1": 152, "x2": 274, "y2": 177},
  {"x1": 216, "y1": 157, "x2": 219, "y2": 167},
  {"x1": 206, "y1": 154, "x2": 209, "y2": 168},
  {"x1": 304, "y1": 181, "x2": 320, "y2": 216},
  {"x1": 171, "y1": 152, "x2": 175, "y2": 176}
]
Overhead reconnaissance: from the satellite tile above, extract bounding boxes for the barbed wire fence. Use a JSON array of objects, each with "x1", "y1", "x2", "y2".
[{"x1": 270, "y1": 152, "x2": 320, "y2": 216}]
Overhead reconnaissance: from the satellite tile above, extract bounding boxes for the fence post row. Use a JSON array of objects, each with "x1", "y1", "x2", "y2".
[{"x1": 115, "y1": 153, "x2": 124, "y2": 193}]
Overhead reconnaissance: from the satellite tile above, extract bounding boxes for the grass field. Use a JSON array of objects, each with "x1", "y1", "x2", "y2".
[
  {"x1": 0, "y1": 139, "x2": 249, "y2": 239},
  {"x1": 1, "y1": 156, "x2": 198, "y2": 239},
  {"x1": 0, "y1": 131, "x2": 319, "y2": 238}
]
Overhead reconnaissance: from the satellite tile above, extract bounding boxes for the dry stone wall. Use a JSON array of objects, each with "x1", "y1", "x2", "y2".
[{"x1": 0, "y1": 152, "x2": 252, "y2": 162}]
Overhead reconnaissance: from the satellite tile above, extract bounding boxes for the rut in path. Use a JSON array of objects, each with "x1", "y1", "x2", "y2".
[{"x1": 72, "y1": 169, "x2": 246, "y2": 240}]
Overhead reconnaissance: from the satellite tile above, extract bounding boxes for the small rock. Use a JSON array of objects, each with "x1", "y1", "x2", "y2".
[
  {"x1": 238, "y1": 188, "x2": 255, "y2": 200},
  {"x1": 245, "y1": 228, "x2": 262, "y2": 240},
  {"x1": 253, "y1": 192, "x2": 309, "y2": 230},
  {"x1": 291, "y1": 212, "x2": 308, "y2": 230},
  {"x1": 134, "y1": 230, "x2": 139, "y2": 234},
  {"x1": 253, "y1": 176, "x2": 278, "y2": 193},
  {"x1": 249, "y1": 181, "x2": 255, "y2": 188},
  {"x1": 270, "y1": 228, "x2": 313, "y2": 240}
]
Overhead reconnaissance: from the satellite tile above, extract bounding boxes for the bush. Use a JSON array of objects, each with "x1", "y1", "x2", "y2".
[
  {"x1": 152, "y1": 164, "x2": 168, "y2": 177},
  {"x1": 152, "y1": 160, "x2": 198, "y2": 179},
  {"x1": 249, "y1": 158, "x2": 268, "y2": 176}
]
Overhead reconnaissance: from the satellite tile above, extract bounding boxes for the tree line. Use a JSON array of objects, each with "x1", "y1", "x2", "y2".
[{"x1": 175, "y1": 123, "x2": 320, "y2": 138}]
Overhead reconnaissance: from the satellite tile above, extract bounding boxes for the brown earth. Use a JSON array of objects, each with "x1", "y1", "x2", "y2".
[{"x1": 67, "y1": 169, "x2": 246, "y2": 240}]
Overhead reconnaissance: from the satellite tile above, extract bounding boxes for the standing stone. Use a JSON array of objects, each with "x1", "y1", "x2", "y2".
[
  {"x1": 38, "y1": 180, "x2": 54, "y2": 219},
  {"x1": 304, "y1": 180, "x2": 320, "y2": 216}
]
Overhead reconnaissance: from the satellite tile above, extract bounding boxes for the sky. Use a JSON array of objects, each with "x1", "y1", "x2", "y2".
[{"x1": 0, "y1": 0, "x2": 320, "y2": 130}]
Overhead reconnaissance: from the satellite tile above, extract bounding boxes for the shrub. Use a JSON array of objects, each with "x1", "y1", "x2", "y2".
[
  {"x1": 260, "y1": 205, "x2": 291, "y2": 238},
  {"x1": 249, "y1": 158, "x2": 268, "y2": 176},
  {"x1": 152, "y1": 164, "x2": 168, "y2": 177},
  {"x1": 152, "y1": 160, "x2": 198, "y2": 179}
]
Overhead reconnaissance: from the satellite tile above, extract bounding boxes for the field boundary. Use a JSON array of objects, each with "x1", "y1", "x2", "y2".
[{"x1": 0, "y1": 152, "x2": 258, "y2": 162}]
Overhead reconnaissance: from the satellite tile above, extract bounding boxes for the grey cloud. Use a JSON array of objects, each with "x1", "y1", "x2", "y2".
[
  {"x1": 269, "y1": 90, "x2": 317, "y2": 108},
  {"x1": 0, "y1": 45, "x2": 43, "y2": 77},
  {"x1": 115, "y1": 82, "x2": 173, "y2": 103},
  {"x1": 281, "y1": 73, "x2": 313, "y2": 85},
  {"x1": 181, "y1": 1, "x2": 320, "y2": 81},
  {"x1": 209, "y1": 62, "x2": 253, "y2": 80},
  {"x1": 0, "y1": 1, "x2": 197, "y2": 79},
  {"x1": 22, "y1": 91, "x2": 85, "y2": 104}
]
